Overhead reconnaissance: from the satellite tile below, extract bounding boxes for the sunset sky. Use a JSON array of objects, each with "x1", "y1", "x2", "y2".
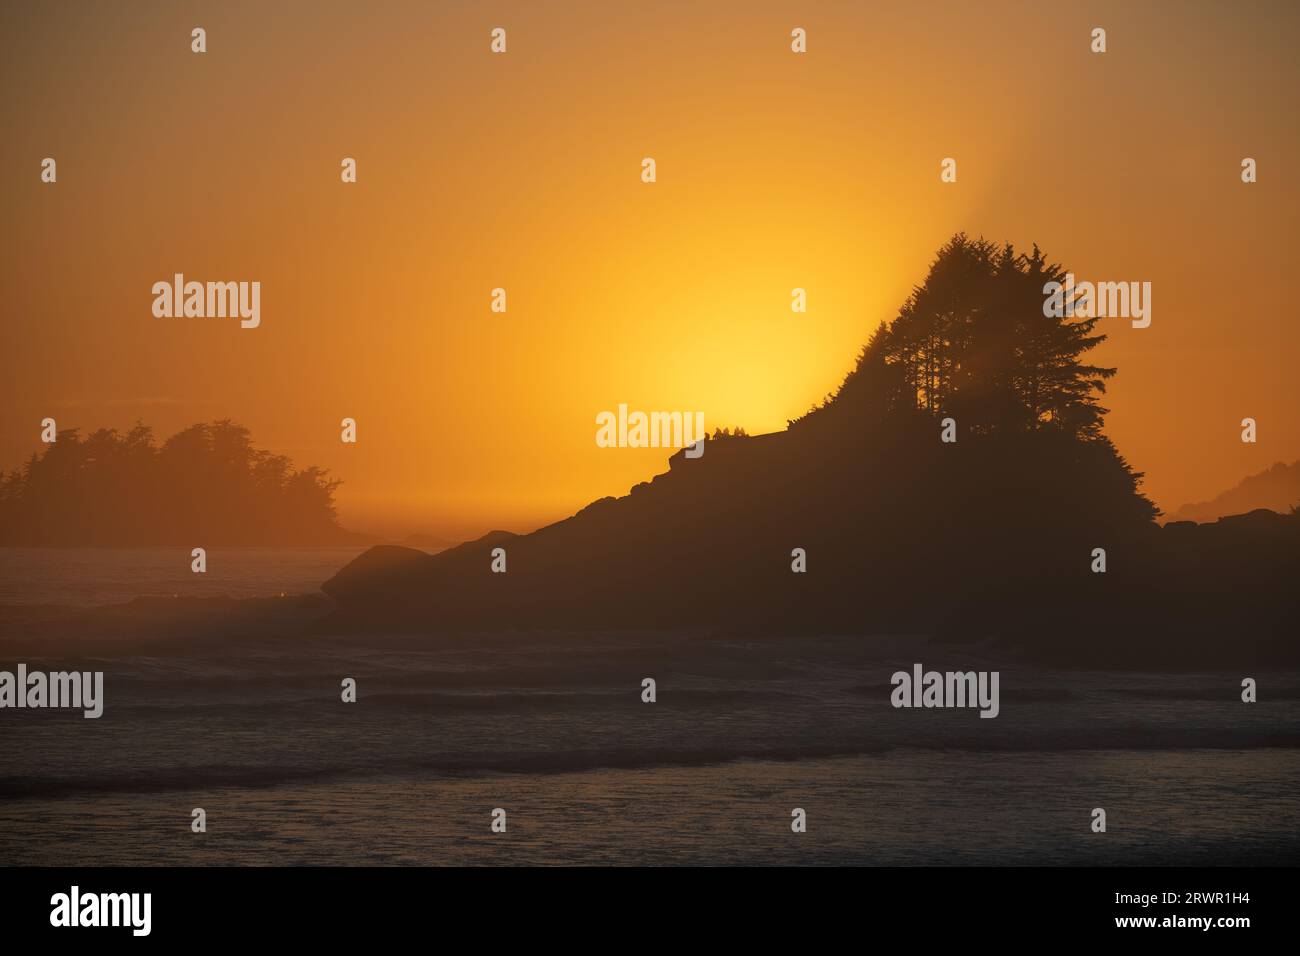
[{"x1": 3, "y1": 0, "x2": 1298, "y2": 541}]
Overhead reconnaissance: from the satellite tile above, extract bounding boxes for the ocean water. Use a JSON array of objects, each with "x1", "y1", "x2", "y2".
[{"x1": 2, "y1": 625, "x2": 1297, "y2": 866}]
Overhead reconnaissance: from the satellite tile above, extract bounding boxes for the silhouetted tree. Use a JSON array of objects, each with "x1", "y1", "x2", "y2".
[
  {"x1": 711, "y1": 426, "x2": 749, "y2": 440},
  {"x1": 879, "y1": 234, "x2": 1116, "y2": 438},
  {"x1": 790, "y1": 233, "x2": 1157, "y2": 525}
]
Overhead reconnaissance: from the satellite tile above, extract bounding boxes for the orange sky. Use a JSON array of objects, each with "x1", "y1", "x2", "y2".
[{"x1": 3, "y1": 0, "x2": 1298, "y2": 540}]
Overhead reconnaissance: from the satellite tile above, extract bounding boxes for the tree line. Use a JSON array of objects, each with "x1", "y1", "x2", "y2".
[{"x1": 0, "y1": 420, "x2": 352, "y2": 545}]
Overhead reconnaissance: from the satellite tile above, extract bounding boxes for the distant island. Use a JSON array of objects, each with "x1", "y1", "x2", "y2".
[
  {"x1": 0, "y1": 420, "x2": 369, "y2": 546},
  {"x1": 1169, "y1": 460, "x2": 1300, "y2": 524},
  {"x1": 322, "y1": 235, "x2": 1300, "y2": 666}
]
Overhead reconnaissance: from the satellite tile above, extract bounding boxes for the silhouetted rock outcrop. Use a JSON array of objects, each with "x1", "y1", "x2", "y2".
[{"x1": 321, "y1": 237, "x2": 1299, "y2": 662}]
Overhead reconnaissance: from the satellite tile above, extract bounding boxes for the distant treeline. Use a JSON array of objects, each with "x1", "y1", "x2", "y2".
[{"x1": 0, "y1": 420, "x2": 358, "y2": 546}]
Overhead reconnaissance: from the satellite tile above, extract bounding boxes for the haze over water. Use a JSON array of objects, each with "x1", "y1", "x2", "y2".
[{"x1": 0, "y1": 548, "x2": 367, "y2": 607}]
